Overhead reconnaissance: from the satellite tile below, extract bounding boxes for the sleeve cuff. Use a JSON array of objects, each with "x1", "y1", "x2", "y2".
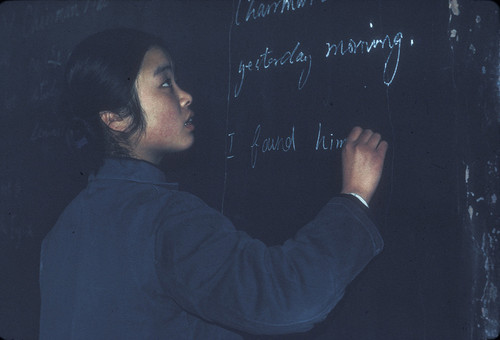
[
  {"x1": 347, "y1": 193, "x2": 369, "y2": 208},
  {"x1": 337, "y1": 193, "x2": 369, "y2": 211}
]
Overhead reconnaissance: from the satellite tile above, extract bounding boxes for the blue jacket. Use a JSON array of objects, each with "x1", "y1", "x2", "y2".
[{"x1": 39, "y1": 158, "x2": 383, "y2": 339}]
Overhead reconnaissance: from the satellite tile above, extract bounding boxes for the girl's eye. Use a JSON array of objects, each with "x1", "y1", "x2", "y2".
[{"x1": 161, "y1": 78, "x2": 172, "y2": 88}]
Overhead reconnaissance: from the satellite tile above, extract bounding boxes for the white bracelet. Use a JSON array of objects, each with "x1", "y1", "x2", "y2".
[{"x1": 348, "y1": 193, "x2": 369, "y2": 208}]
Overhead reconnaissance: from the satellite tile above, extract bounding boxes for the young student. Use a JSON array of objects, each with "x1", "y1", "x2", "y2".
[{"x1": 39, "y1": 28, "x2": 388, "y2": 339}]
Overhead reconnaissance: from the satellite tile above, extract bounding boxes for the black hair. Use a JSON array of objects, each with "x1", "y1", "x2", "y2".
[{"x1": 62, "y1": 28, "x2": 168, "y2": 172}]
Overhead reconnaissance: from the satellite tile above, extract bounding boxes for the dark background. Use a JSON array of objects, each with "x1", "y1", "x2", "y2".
[{"x1": 0, "y1": 1, "x2": 498, "y2": 339}]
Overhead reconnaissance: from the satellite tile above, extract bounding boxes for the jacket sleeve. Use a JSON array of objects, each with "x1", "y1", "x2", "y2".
[{"x1": 154, "y1": 193, "x2": 383, "y2": 335}]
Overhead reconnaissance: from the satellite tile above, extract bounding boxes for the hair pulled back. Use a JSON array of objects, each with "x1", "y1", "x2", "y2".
[{"x1": 63, "y1": 28, "x2": 167, "y2": 171}]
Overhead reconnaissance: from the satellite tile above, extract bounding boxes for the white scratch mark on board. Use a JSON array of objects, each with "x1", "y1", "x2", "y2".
[
  {"x1": 480, "y1": 232, "x2": 500, "y2": 335},
  {"x1": 449, "y1": 0, "x2": 460, "y2": 16}
]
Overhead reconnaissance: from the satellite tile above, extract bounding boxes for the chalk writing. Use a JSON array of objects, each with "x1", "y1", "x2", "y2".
[
  {"x1": 250, "y1": 124, "x2": 296, "y2": 168},
  {"x1": 28, "y1": 46, "x2": 66, "y2": 71},
  {"x1": 233, "y1": 31, "x2": 404, "y2": 96},
  {"x1": 30, "y1": 122, "x2": 64, "y2": 142},
  {"x1": 235, "y1": 0, "x2": 328, "y2": 25},
  {"x1": 31, "y1": 79, "x2": 60, "y2": 102},
  {"x1": 315, "y1": 123, "x2": 345, "y2": 151},
  {"x1": 234, "y1": 41, "x2": 312, "y2": 97},
  {"x1": 227, "y1": 132, "x2": 236, "y2": 159},
  {"x1": 325, "y1": 32, "x2": 403, "y2": 86},
  {"x1": 21, "y1": 0, "x2": 109, "y2": 37},
  {"x1": 226, "y1": 124, "x2": 345, "y2": 166}
]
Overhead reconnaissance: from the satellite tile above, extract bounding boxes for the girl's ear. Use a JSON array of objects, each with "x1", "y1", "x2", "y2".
[{"x1": 99, "y1": 111, "x2": 130, "y2": 132}]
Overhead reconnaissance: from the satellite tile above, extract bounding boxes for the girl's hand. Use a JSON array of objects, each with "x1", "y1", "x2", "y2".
[{"x1": 340, "y1": 126, "x2": 388, "y2": 204}]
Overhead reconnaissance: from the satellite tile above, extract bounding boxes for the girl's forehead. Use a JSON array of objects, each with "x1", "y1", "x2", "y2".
[{"x1": 141, "y1": 46, "x2": 174, "y2": 76}]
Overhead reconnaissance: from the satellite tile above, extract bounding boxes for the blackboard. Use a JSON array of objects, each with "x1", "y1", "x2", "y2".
[{"x1": 0, "y1": 1, "x2": 499, "y2": 339}]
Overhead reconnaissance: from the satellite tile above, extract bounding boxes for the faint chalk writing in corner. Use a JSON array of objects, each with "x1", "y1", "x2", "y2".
[
  {"x1": 20, "y1": 0, "x2": 110, "y2": 38},
  {"x1": 30, "y1": 121, "x2": 65, "y2": 142}
]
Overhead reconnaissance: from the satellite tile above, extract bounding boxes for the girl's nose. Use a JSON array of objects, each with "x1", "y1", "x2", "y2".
[{"x1": 178, "y1": 87, "x2": 192, "y2": 107}]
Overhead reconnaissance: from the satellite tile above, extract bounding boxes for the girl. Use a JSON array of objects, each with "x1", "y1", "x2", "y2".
[{"x1": 39, "y1": 28, "x2": 388, "y2": 339}]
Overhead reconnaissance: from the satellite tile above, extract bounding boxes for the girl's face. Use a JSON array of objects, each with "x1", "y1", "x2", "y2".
[{"x1": 132, "y1": 46, "x2": 194, "y2": 164}]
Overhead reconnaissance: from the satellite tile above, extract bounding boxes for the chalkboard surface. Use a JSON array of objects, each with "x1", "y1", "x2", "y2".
[
  {"x1": 221, "y1": 1, "x2": 500, "y2": 339},
  {"x1": 0, "y1": 1, "x2": 499, "y2": 339}
]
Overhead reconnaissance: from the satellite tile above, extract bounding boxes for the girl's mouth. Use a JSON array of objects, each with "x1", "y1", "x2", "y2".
[{"x1": 184, "y1": 117, "x2": 194, "y2": 130}]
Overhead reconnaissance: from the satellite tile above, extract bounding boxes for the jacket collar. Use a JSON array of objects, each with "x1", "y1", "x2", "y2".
[{"x1": 89, "y1": 158, "x2": 179, "y2": 189}]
